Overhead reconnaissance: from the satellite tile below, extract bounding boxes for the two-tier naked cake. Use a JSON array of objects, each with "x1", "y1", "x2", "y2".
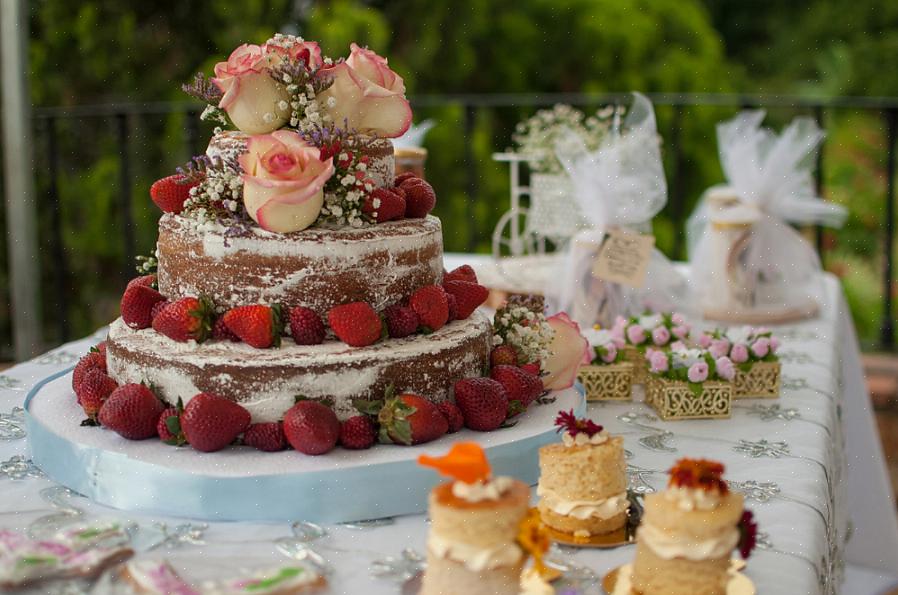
[{"x1": 65, "y1": 35, "x2": 570, "y2": 456}]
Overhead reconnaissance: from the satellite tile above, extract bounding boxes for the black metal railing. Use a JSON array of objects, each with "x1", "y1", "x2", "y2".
[{"x1": 6, "y1": 92, "x2": 897, "y2": 357}]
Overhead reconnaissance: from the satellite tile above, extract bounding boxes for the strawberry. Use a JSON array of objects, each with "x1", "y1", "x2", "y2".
[
  {"x1": 157, "y1": 401, "x2": 186, "y2": 446},
  {"x1": 212, "y1": 316, "x2": 240, "y2": 342},
  {"x1": 491, "y1": 364, "x2": 544, "y2": 414},
  {"x1": 243, "y1": 422, "x2": 287, "y2": 452},
  {"x1": 356, "y1": 386, "x2": 448, "y2": 445},
  {"x1": 283, "y1": 401, "x2": 340, "y2": 455},
  {"x1": 76, "y1": 369, "x2": 118, "y2": 421},
  {"x1": 150, "y1": 174, "x2": 198, "y2": 214},
  {"x1": 409, "y1": 285, "x2": 449, "y2": 332},
  {"x1": 437, "y1": 401, "x2": 464, "y2": 433},
  {"x1": 453, "y1": 377, "x2": 508, "y2": 431},
  {"x1": 289, "y1": 306, "x2": 325, "y2": 345},
  {"x1": 339, "y1": 415, "x2": 377, "y2": 450},
  {"x1": 442, "y1": 280, "x2": 488, "y2": 319},
  {"x1": 72, "y1": 351, "x2": 107, "y2": 395},
  {"x1": 520, "y1": 361, "x2": 541, "y2": 376},
  {"x1": 443, "y1": 265, "x2": 478, "y2": 285},
  {"x1": 98, "y1": 383, "x2": 163, "y2": 440},
  {"x1": 94, "y1": 341, "x2": 107, "y2": 359},
  {"x1": 491, "y1": 345, "x2": 519, "y2": 367},
  {"x1": 327, "y1": 302, "x2": 384, "y2": 347},
  {"x1": 180, "y1": 392, "x2": 252, "y2": 453},
  {"x1": 121, "y1": 284, "x2": 166, "y2": 330},
  {"x1": 152, "y1": 297, "x2": 214, "y2": 343},
  {"x1": 383, "y1": 304, "x2": 419, "y2": 339},
  {"x1": 394, "y1": 172, "x2": 419, "y2": 186},
  {"x1": 127, "y1": 274, "x2": 156, "y2": 290},
  {"x1": 150, "y1": 299, "x2": 170, "y2": 322},
  {"x1": 399, "y1": 178, "x2": 436, "y2": 218},
  {"x1": 222, "y1": 304, "x2": 284, "y2": 348},
  {"x1": 362, "y1": 187, "x2": 406, "y2": 223},
  {"x1": 445, "y1": 293, "x2": 458, "y2": 322}
]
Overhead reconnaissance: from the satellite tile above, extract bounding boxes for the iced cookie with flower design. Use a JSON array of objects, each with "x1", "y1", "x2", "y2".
[
  {"x1": 631, "y1": 458, "x2": 758, "y2": 595},
  {"x1": 418, "y1": 443, "x2": 530, "y2": 595},
  {"x1": 536, "y1": 411, "x2": 629, "y2": 537}
]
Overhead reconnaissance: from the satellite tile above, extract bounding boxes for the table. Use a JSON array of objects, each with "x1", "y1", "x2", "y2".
[{"x1": 1, "y1": 265, "x2": 897, "y2": 594}]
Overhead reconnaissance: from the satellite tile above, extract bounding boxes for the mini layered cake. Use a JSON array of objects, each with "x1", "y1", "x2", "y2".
[
  {"x1": 418, "y1": 443, "x2": 530, "y2": 595},
  {"x1": 537, "y1": 411, "x2": 628, "y2": 538},
  {"x1": 631, "y1": 458, "x2": 756, "y2": 595}
]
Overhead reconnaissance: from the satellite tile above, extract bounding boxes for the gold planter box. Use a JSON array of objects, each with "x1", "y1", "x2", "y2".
[
  {"x1": 622, "y1": 345, "x2": 648, "y2": 385},
  {"x1": 645, "y1": 376, "x2": 732, "y2": 421},
  {"x1": 578, "y1": 362, "x2": 634, "y2": 401},
  {"x1": 733, "y1": 360, "x2": 781, "y2": 399}
]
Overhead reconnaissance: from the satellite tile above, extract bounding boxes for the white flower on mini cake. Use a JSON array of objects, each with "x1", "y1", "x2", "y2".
[
  {"x1": 213, "y1": 44, "x2": 292, "y2": 134},
  {"x1": 316, "y1": 44, "x2": 413, "y2": 138},
  {"x1": 239, "y1": 130, "x2": 334, "y2": 233}
]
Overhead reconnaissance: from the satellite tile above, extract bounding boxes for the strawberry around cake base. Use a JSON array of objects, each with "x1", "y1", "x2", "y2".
[{"x1": 106, "y1": 313, "x2": 492, "y2": 422}]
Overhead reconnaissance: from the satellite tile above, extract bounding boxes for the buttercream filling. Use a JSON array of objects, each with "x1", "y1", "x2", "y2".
[
  {"x1": 427, "y1": 534, "x2": 522, "y2": 572},
  {"x1": 451, "y1": 476, "x2": 514, "y2": 503},
  {"x1": 537, "y1": 486, "x2": 629, "y2": 520},
  {"x1": 561, "y1": 430, "x2": 609, "y2": 447},
  {"x1": 638, "y1": 521, "x2": 739, "y2": 561},
  {"x1": 518, "y1": 567, "x2": 555, "y2": 595},
  {"x1": 664, "y1": 486, "x2": 723, "y2": 511}
]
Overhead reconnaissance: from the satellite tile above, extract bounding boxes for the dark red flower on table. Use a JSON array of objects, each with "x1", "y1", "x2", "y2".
[
  {"x1": 554, "y1": 409, "x2": 603, "y2": 437},
  {"x1": 738, "y1": 510, "x2": 759, "y2": 559}
]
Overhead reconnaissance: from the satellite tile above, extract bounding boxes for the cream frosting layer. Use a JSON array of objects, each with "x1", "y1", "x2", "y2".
[
  {"x1": 427, "y1": 534, "x2": 522, "y2": 572},
  {"x1": 638, "y1": 520, "x2": 739, "y2": 561},
  {"x1": 537, "y1": 486, "x2": 629, "y2": 520},
  {"x1": 664, "y1": 486, "x2": 723, "y2": 511},
  {"x1": 451, "y1": 477, "x2": 515, "y2": 503},
  {"x1": 561, "y1": 429, "x2": 609, "y2": 447}
]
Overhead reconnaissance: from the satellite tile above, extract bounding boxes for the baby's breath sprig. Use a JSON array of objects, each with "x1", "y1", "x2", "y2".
[
  {"x1": 493, "y1": 305, "x2": 555, "y2": 365},
  {"x1": 135, "y1": 253, "x2": 158, "y2": 276},
  {"x1": 180, "y1": 154, "x2": 248, "y2": 230}
]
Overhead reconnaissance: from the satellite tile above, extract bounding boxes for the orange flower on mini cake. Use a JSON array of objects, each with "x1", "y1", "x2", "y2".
[
  {"x1": 213, "y1": 44, "x2": 291, "y2": 134},
  {"x1": 239, "y1": 130, "x2": 334, "y2": 233},
  {"x1": 542, "y1": 312, "x2": 591, "y2": 390},
  {"x1": 418, "y1": 442, "x2": 492, "y2": 485},
  {"x1": 316, "y1": 44, "x2": 413, "y2": 138}
]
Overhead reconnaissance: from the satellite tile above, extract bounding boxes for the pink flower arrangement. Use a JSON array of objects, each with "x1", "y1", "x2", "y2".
[
  {"x1": 652, "y1": 326, "x2": 671, "y2": 346},
  {"x1": 687, "y1": 362, "x2": 709, "y2": 383},
  {"x1": 543, "y1": 312, "x2": 590, "y2": 390},
  {"x1": 239, "y1": 130, "x2": 334, "y2": 233},
  {"x1": 626, "y1": 324, "x2": 647, "y2": 345},
  {"x1": 709, "y1": 339, "x2": 731, "y2": 360},
  {"x1": 649, "y1": 350, "x2": 670, "y2": 373},
  {"x1": 730, "y1": 343, "x2": 749, "y2": 363}
]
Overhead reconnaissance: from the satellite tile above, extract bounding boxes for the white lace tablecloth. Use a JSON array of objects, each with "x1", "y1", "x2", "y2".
[{"x1": 1, "y1": 263, "x2": 897, "y2": 594}]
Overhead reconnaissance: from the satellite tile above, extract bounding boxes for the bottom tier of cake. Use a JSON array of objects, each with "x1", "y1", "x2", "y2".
[{"x1": 106, "y1": 312, "x2": 492, "y2": 422}]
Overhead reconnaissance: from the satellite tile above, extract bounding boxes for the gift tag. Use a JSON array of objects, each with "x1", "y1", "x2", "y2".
[{"x1": 591, "y1": 228, "x2": 655, "y2": 288}]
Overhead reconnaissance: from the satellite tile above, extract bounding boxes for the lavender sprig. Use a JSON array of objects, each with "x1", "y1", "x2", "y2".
[{"x1": 182, "y1": 72, "x2": 223, "y2": 104}]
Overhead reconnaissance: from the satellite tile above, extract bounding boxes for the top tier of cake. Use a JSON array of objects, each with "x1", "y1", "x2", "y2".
[{"x1": 157, "y1": 213, "x2": 444, "y2": 315}]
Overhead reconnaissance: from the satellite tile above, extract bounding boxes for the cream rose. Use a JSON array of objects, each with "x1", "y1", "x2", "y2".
[
  {"x1": 316, "y1": 43, "x2": 412, "y2": 138},
  {"x1": 542, "y1": 312, "x2": 591, "y2": 390},
  {"x1": 239, "y1": 130, "x2": 334, "y2": 233},
  {"x1": 213, "y1": 44, "x2": 291, "y2": 134}
]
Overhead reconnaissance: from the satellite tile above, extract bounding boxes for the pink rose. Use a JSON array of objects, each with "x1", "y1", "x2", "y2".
[
  {"x1": 213, "y1": 44, "x2": 291, "y2": 134},
  {"x1": 751, "y1": 338, "x2": 771, "y2": 358},
  {"x1": 687, "y1": 362, "x2": 709, "y2": 383},
  {"x1": 601, "y1": 343, "x2": 618, "y2": 364},
  {"x1": 671, "y1": 313, "x2": 687, "y2": 326},
  {"x1": 610, "y1": 316, "x2": 627, "y2": 341},
  {"x1": 672, "y1": 325, "x2": 689, "y2": 340},
  {"x1": 709, "y1": 339, "x2": 731, "y2": 360},
  {"x1": 239, "y1": 130, "x2": 334, "y2": 233},
  {"x1": 649, "y1": 350, "x2": 669, "y2": 373},
  {"x1": 730, "y1": 343, "x2": 749, "y2": 364},
  {"x1": 715, "y1": 357, "x2": 736, "y2": 381},
  {"x1": 696, "y1": 332, "x2": 712, "y2": 349},
  {"x1": 542, "y1": 312, "x2": 590, "y2": 391},
  {"x1": 316, "y1": 44, "x2": 412, "y2": 138},
  {"x1": 755, "y1": 327, "x2": 770, "y2": 336},
  {"x1": 770, "y1": 336, "x2": 781, "y2": 353},
  {"x1": 626, "y1": 324, "x2": 646, "y2": 345},
  {"x1": 670, "y1": 340, "x2": 687, "y2": 352},
  {"x1": 264, "y1": 40, "x2": 323, "y2": 70},
  {"x1": 652, "y1": 326, "x2": 671, "y2": 346}
]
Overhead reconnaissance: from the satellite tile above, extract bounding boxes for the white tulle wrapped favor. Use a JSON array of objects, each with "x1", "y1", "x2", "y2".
[
  {"x1": 545, "y1": 93, "x2": 690, "y2": 328},
  {"x1": 687, "y1": 111, "x2": 846, "y2": 323}
]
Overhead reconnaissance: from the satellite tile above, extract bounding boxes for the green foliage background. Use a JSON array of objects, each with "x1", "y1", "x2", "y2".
[{"x1": 3, "y1": 0, "x2": 896, "y2": 355}]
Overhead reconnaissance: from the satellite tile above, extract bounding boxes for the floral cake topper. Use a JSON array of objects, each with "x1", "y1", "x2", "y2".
[
  {"x1": 554, "y1": 409, "x2": 603, "y2": 438},
  {"x1": 668, "y1": 458, "x2": 729, "y2": 494},
  {"x1": 418, "y1": 442, "x2": 492, "y2": 485}
]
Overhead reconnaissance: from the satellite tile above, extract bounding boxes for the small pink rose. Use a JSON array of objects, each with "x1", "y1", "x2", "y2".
[
  {"x1": 626, "y1": 324, "x2": 646, "y2": 345},
  {"x1": 696, "y1": 332, "x2": 713, "y2": 349},
  {"x1": 670, "y1": 340, "x2": 687, "y2": 352},
  {"x1": 652, "y1": 326, "x2": 671, "y2": 346},
  {"x1": 316, "y1": 44, "x2": 412, "y2": 137},
  {"x1": 751, "y1": 338, "x2": 771, "y2": 358},
  {"x1": 730, "y1": 343, "x2": 749, "y2": 364},
  {"x1": 239, "y1": 130, "x2": 334, "y2": 233},
  {"x1": 687, "y1": 362, "x2": 709, "y2": 383},
  {"x1": 770, "y1": 336, "x2": 781, "y2": 353},
  {"x1": 672, "y1": 325, "x2": 689, "y2": 340},
  {"x1": 715, "y1": 357, "x2": 736, "y2": 381},
  {"x1": 671, "y1": 313, "x2": 687, "y2": 326},
  {"x1": 543, "y1": 312, "x2": 590, "y2": 391},
  {"x1": 649, "y1": 350, "x2": 669, "y2": 373},
  {"x1": 264, "y1": 40, "x2": 323, "y2": 70},
  {"x1": 709, "y1": 339, "x2": 731, "y2": 360},
  {"x1": 601, "y1": 344, "x2": 618, "y2": 364},
  {"x1": 213, "y1": 44, "x2": 290, "y2": 134},
  {"x1": 755, "y1": 326, "x2": 770, "y2": 336},
  {"x1": 611, "y1": 316, "x2": 627, "y2": 341}
]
